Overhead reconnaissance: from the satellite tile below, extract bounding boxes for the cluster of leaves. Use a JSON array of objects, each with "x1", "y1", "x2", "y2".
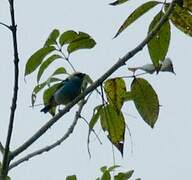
[
  {"x1": 110, "y1": 0, "x2": 192, "y2": 70},
  {"x1": 66, "y1": 165, "x2": 140, "y2": 180},
  {"x1": 88, "y1": 77, "x2": 159, "y2": 155},
  {"x1": 24, "y1": 29, "x2": 96, "y2": 114}
]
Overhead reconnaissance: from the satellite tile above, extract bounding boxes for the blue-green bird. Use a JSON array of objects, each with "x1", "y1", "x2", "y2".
[{"x1": 41, "y1": 72, "x2": 86, "y2": 113}]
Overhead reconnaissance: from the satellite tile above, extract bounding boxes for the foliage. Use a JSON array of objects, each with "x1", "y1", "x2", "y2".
[{"x1": 1, "y1": 0, "x2": 192, "y2": 179}]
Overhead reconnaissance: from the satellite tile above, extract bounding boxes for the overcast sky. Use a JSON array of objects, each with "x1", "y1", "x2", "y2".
[{"x1": 1, "y1": 0, "x2": 192, "y2": 180}]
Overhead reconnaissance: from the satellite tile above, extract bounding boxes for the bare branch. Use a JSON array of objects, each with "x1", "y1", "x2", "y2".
[
  {"x1": 10, "y1": 0, "x2": 176, "y2": 161},
  {"x1": 1, "y1": 0, "x2": 20, "y2": 177},
  {"x1": 9, "y1": 99, "x2": 87, "y2": 170},
  {"x1": 0, "y1": 22, "x2": 10, "y2": 29}
]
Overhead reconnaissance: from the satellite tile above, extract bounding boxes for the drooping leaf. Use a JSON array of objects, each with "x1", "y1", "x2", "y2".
[
  {"x1": 31, "y1": 77, "x2": 61, "y2": 106},
  {"x1": 87, "y1": 105, "x2": 103, "y2": 155},
  {"x1": 59, "y1": 30, "x2": 78, "y2": 46},
  {"x1": 114, "y1": 170, "x2": 134, "y2": 180},
  {"x1": 67, "y1": 37, "x2": 96, "y2": 54},
  {"x1": 109, "y1": 0, "x2": 129, "y2": 6},
  {"x1": 25, "y1": 46, "x2": 55, "y2": 76},
  {"x1": 147, "y1": 11, "x2": 171, "y2": 69},
  {"x1": 66, "y1": 175, "x2": 77, "y2": 180},
  {"x1": 165, "y1": 3, "x2": 192, "y2": 36},
  {"x1": 89, "y1": 105, "x2": 103, "y2": 132},
  {"x1": 100, "y1": 105, "x2": 125, "y2": 155},
  {"x1": 51, "y1": 67, "x2": 67, "y2": 76},
  {"x1": 37, "y1": 54, "x2": 61, "y2": 83},
  {"x1": 131, "y1": 78, "x2": 159, "y2": 128},
  {"x1": 104, "y1": 78, "x2": 126, "y2": 111},
  {"x1": 128, "y1": 58, "x2": 175, "y2": 74},
  {"x1": 44, "y1": 29, "x2": 60, "y2": 47},
  {"x1": 160, "y1": 57, "x2": 175, "y2": 74},
  {"x1": 43, "y1": 82, "x2": 63, "y2": 115},
  {"x1": 114, "y1": 1, "x2": 160, "y2": 37}
]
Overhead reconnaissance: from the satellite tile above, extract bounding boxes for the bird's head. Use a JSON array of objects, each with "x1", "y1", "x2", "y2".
[{"x1": 69, "y1": 72, "x2": 86, "y2": 80}]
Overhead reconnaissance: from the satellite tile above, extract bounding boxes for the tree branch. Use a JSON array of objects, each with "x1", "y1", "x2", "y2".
[
  {"x1": 10, "y1": 0, "x2": 176, "y2": 161},
  {"x1": 1, "y1": 0, "x2": 20, "y2": 177},
  {"x1": 0, "y1": 142, "x2": 5, "y2": 154},
  {"x1": 0, "y1": 22, "x2": 10, "y2": 30},
  {"x1": 9, "y1": 99, "x2": 87, "y2": 170}
]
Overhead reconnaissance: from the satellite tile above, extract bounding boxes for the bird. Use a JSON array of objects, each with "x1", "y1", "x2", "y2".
[{"x1": 40, "y1": 72, "x2": 86, "y2": 114}]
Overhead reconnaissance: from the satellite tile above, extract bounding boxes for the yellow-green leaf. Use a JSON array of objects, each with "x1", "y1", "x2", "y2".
[
  {"x1": 114, "y1": 1, "x2": 160, "y2": 37},
  {"x1": 147, "y1": 11, "x2": 171, "y2": 68},
  {"x1": 104, "y1": 78, "x2": 126, "y2": 111},
  {"x1": 25, "y1": 46, "x2": 55, "y2": 76},
  {"x1": 100, "y1": 105, "x2": 125, "y2": 155},
  {"x1": 124, "y1": 91, "x2": 133, "y2": 102},
  {"x1": 131, "y1": 78, "x2": 159, "y2": 128},
  {"x1": 166, "y1": 3, "x2": 192, "y2": 36},
  {"x1": 183, "y1": 0, "x2": 192, "y2": 12},
  {"x1": 109, "y1": 0, "x2": 128, "y2": 6},
  {"x1": 44, "y1": 29, "x2": 60, "y2": 47},
  {"x1": 37, "y1": 54, "x2": 61, "y2": 83}
]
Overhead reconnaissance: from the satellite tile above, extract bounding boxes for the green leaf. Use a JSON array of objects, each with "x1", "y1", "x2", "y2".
[
  {"x1": 165, "y1": 3, "x2": 192, "y2": 36},
  {"x1": 101, "y1": 171, "x2": 111, "y2": 180},
  {"x1": 147, "y1": 11, "x2": 171, "y2": 68},
  {"x1": 114, "y1": 1, "x2": 160, "y2": 37},
  {"x1": 87, "y1": 105, "x2": 103, "y2": 155},
  {"x1": 124, "y1": 91, "x2": 133, "y2": 101},
  {"x1": 51, "y1": 67, "x2": 67, "y2": 76},
  {"x1": 114, "y1": 170, "x2": 134, "y2": 180},
  {"x1": 131, "y1": 78, "x2": 159, "y2": 128},
  {"x1": 100, "y1": 166, "x2": 108, "y2": 173},
  {"x1": 108, "y1": 165, "x2": 121, "y2": 172},
  {"x1": 109, "y1": 0, "x2": 129, "y2": 6},
  {"x1": 104, "y1": 78, "x2": 126, "y2": 111},
  {"x1": 31, "y1": 77, "x2": 61, "y2": 106},
  {"x1": 67, "y1": 37, "x2": 96, "y2": 54},
  {"x1": 59, "y1": 30, "x2": 78, "y2": 46},
  {"x1": 44, "y1": 29, "x2": 60, "y2": 47},
  {"x1": 89, "y1": 105, "x2": 103, "y2": 131},
  {"x1": 43, "y1": 82, "x2": 63, "y2": 115},
  {"x1": 66, "y1": 175, "x2": 77, "y2": 180},
  {"x1": 37, "y1": 54, "x2": 61, "y2": 83},
  {"x1": 25, "y1": 46, "x2": 55, "y2": 76},
  {"x1": 100, "y1": 105, "x2": 125, "y2": 155}
]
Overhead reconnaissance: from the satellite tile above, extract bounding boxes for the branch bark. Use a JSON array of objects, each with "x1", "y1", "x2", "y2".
[
  {"x1": 1, "y1": 0, "x2": 20, "y2": 178},
  {"x1": 10, "y1": 0, "x2": 176, "y2": 163}
]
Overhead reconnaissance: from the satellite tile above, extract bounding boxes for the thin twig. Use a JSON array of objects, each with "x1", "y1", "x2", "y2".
[
  {"x1": 1, "y1": 0, "x2": 20, "y2": 177},
  {"x1": 0, "y1": 142, "x2": 5, "y2": 154},
  {"x1": 9, "y1": 99, "x2": 87, "y2": 170},
  {"x1": 0, "y1": 22, "x2": 10, "y2": 29},
  {"x1": 10, "y1": 0, "x2": 176, "y2": 161},
  {"x1": 55, "y1": 43, "x2": 76, "y2": 72}
]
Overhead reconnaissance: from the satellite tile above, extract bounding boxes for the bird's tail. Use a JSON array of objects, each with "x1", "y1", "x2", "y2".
[{"x1": 40, "y1": 104, "x2": 52, "y2": 113}]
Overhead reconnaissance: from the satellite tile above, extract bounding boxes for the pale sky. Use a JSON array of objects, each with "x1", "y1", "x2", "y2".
[{"x1": 0, "y1": 0, "x2": 192, "y2": 180}]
